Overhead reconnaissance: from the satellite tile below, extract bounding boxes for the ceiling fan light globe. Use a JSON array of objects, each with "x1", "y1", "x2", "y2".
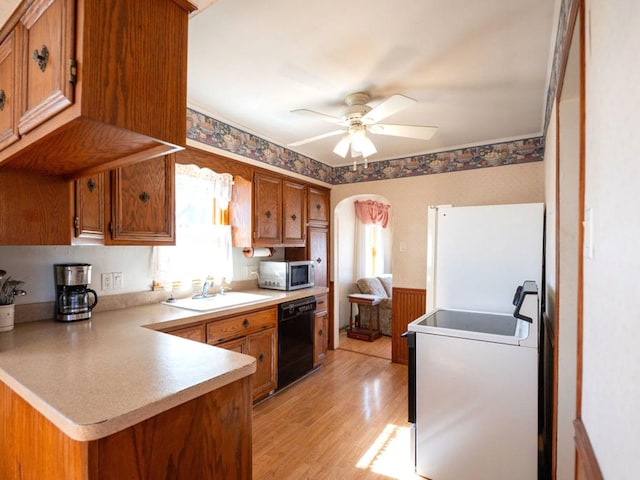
[
  {"x1": 359, "y1": 136, "x2": 377, "y2": 157},
  {"x1": 333, "y1": 136, "x2": 351, "y2": 158}
]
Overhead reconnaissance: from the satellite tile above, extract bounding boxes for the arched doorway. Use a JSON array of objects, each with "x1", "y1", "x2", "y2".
[{"x1": 332, "y1": 194, "x2": 392, "y2": 352}]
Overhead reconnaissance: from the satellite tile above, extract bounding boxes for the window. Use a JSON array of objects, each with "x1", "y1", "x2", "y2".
[
  {"x1": 354, "y1": 199, "x2": 390, "y2": 279},
  {"x1": 154, "y1": 165, "x2": 234, "y2": 291},
  {"x1": 363, "y1": 224, "x2": 384, "y2": 277}
]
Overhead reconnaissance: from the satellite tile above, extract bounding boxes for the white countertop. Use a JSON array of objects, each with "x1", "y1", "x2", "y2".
[{"x1": 0, "y1": 287, "x2": 327, "y2": 441}]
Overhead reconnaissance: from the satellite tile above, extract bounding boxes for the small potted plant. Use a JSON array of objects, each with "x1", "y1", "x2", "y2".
[{"x1": 0, "y1": 270, "x2": 27, "y2": 332}]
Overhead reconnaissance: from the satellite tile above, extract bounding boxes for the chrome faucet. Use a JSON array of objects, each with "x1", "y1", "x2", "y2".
[
  {"x1": 193, "y1": 280, "x2": 215, "y2": 299},
  {"x1": 219, "y1": 284, "x2": 232, "y2": 295}
]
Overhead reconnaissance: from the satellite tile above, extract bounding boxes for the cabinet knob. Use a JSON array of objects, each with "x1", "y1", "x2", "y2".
[
  {"x1": 0, "y1": 90, "x2": 5, "y2": 111},
  {"x1": 258, "y1": 353, "x2": 265, "y2": 362},
  {"x1": 32, "y1": 45, "x2": 49, "y2": 72},
  {"x1": 316, "y1": 257, "x2": 322, "y2": 264},
  {"x1": 265, "y1": 210, "x2": 271, "y2": 219},
  {"x1": 139, "y1": 191, "x2": 150, "y2": 202},
  {"x1": 242, "y1": 318, "x2": 249, "y2": 328},
  {"x1": 291, "y1": 214, "x2": 297, "y2": 221},
  {"x1": 316, "y1": 203, "x2": 321, "y2": 210},
  {"x1": 87, "y1": 179, "x2": 97, "y2": 192},
  {"x1": 318, "y1": 329, "x2": 323, "y2": 336}
]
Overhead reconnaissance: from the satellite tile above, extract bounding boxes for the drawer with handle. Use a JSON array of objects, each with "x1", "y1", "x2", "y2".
[{"x1": 206, "y1": 307, "x2": 277, "y2": 345}]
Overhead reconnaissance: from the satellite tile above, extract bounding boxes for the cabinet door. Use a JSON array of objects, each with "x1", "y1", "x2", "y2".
[
  {"x1": 313, "y1": 310, "x2": 328, "y2": 366},
  {"x1": 246, "y1": 328, "x2": 277, "y2": 401},
  {"x1": 109, "y1": 154, "x2": 175, "y2": 245},
  {"x1": 217, "y1": 336, "x2": 246, "y2": 354},
  {"x1": 73, "y1": 173, "x2": 104, "y2": 244},
  {"x1": 308, "y1": 187, "x2": 329, "y2": 225},
  {"x1": 283, "y1": 180, "x2": 306, "y2": 246},
  {"x1": 308, "y1": 227, "x2": 328, "y2": 287},
  {"x1": 230, "y1": 175, "x2": 252, "y2": 247},
  {"x1": 253, "y1": 173, "x2": 282, "y2": 245},
  {"x1": 167, "y1": 324, "x2": 206, "y2": 343},
  {"x1": 0, "y1": 30, "x2": 19, "y2": 151},
  {"x1": 18, "y1": 0, "x2": 75, "y2": 134}
]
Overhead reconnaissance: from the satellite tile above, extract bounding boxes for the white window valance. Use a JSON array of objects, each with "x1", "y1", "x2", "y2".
[{"x1": 175, "y1": 163, "x2": 234, "y2": 210}]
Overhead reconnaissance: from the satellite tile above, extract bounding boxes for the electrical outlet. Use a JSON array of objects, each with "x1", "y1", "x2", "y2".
[
  {"x1": 101, "y1": 273, "x2": 113, "y2": 290},
  {"x1": 113, "y1": 272, "x2": 123, "y2": 289}
]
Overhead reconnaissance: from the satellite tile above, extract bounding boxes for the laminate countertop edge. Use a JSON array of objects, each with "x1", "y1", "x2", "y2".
[{"x1": 0, "y1": 287, "x2": 328, "y2": 442}]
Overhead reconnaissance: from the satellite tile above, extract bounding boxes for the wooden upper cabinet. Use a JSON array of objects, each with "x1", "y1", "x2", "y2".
[
  {"x1": 308, "y1": 226, "x2": 328, "y2": 287},
  {"x1": 308, "y1": 186, "x2": 329, "y2": 225},
  {"x1": 283, "y1": 180, "x2": 306, "y2": 245},
  {"x1": 230, "y1": 175, "x2": 252, "y2": 247},
  {"x1": 254, "y1": 173, "x2": 306, "y2": 247},
  {"x1": 18, "y1": 0, "x2": 74, "y2": 135},
  {"x1": 73, "y1": 173, "x2": 104, "y2": 244},
  {"x1": 0, "y1": 30, "x2": 19, "y2": 151},
  {"x1": 0, "y1": 0, "x2": 194, "y2": 178},
  {"x1": 108, "y1": 154, "x2": 175, "y2": 245},
  {"x1": 254, "y1": 172, "x2": 282, "y2": 246}
]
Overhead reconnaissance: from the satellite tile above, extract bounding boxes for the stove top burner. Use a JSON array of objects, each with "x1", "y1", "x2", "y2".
[{"x1": 418, "y1": 309, "x2": 518, "y2": 336}]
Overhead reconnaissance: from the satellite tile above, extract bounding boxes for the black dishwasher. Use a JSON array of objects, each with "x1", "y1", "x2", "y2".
[{"x1": 278, "y1": 296, "x2": 316, "y2": 390}]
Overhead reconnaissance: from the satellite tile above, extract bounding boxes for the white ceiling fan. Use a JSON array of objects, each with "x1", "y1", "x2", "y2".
[{"x1": 288, "y1": 92, "x2": 438, "y2": 159}]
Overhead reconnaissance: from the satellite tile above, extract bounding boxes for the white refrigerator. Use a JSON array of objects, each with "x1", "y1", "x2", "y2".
[
  {"x1": 409, "y1": 202, "x2": 544, "y2": 480},
  {"x1": 426, "y1": 202, "x2": 544, "y2": 314}
]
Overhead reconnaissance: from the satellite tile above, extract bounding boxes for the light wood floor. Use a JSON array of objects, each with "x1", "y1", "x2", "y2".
[
  {"x1": 253, "y1": 349, "x2": 420, "y2": 479},
  {"x1": 337, "y1": 329, "x2": 392, "y2": 360}
]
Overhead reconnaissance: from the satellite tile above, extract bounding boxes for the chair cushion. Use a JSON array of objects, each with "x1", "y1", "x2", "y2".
[
  {"x1": 356, "y1": 277, "x2": 388, "y2": 298},
  {"x1": 377, "y1": 274, "x2": 393, "y2": 298}
]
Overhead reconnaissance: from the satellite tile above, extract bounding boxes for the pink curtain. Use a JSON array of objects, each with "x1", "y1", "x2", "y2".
[{"x1": 354, "y1": 200, "x2": 390, "y2": 228}]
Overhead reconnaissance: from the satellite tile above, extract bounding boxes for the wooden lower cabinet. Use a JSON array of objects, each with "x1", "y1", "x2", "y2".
[
  {"x1": 165, "y1": 323, "x2": 206, "y2": 343},
  {"x1": 313, "y1": 294, "x2": 329, "y2": 366},
  {"x1": 0, "y1": 377, "x2": 252, "y2": 479},
  {"x1": 165, "y1": 306, "x2": 279, "y2": 402},
  {"x1": 218, "y1": 327, "x2": 277, "y2": 402},
  {"x1": 206, "y1": 306, "x2": 278, "y2": 402}
]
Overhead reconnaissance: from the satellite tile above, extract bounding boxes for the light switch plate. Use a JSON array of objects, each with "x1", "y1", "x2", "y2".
[
  {"x1": 583, "y1": 208, "x2": 594, "y2": 259},
  {"x1": 113, "y1": 272, "x2": 123, "y2": 289}
]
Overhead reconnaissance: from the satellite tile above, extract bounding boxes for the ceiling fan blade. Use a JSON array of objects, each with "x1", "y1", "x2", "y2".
[
  {"x1": 361, "y1": 94, "x2": 416, "y2": 124},
  {"x1": 288, "y1": 129, "x2": 345, "y2": 147},
  {"x1": 291, "y1": 109, "x2": 346, "y2": 125},
  {"x1": 368, "y1": 123, "x2": 438, "y2": 141}
]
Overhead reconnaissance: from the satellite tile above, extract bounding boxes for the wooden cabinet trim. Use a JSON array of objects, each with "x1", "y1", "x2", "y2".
[{"x1": 0, "y1": 30, "x2": 20, "y2": 151}]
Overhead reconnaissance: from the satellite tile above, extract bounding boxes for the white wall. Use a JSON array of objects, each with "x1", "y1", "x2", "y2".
[
  {"x1": 331, "y1": 162, "x2": 545, "y2": 292},
  {"x1": 580, "y1": 1, "x2": 640, "y2": 477},
  {"x1": 0, "y1": 245, "x2": 271, "y2": 305}
]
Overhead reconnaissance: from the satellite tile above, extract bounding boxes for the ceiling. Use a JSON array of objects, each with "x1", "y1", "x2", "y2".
[{"x1": 188, "y1": 0, "x2": 558, "y2": 167}]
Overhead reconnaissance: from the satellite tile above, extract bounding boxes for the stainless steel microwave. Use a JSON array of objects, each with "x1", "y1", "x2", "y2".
[{"x1": 258, "y1": 261, "x2": 315, "y2": 290}]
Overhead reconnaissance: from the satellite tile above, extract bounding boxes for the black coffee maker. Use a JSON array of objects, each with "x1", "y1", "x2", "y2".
[{"x1": 54, "y1": 263, "x2": 98, "y2": 321}]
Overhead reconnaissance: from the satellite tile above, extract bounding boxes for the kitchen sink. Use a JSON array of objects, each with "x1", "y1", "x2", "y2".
[{"x1": 163, "y1": 292, "x2": 272, "y2": 312}]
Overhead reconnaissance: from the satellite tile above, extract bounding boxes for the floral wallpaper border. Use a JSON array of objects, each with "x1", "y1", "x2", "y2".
[
  {"x1": 544, "y1": 0, "x2": 573, "y2": 130},
  {"x1": 187, "y1": 108, "x2": 543, "y2": 185},
  {"x1": 187, "y1": 108, "x2": 334, "y2": 184}
]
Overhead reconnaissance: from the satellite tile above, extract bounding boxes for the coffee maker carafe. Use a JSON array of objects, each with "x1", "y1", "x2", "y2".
[{"x1": 54, "y1": 263, "x2": 98, "y2": 321}]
